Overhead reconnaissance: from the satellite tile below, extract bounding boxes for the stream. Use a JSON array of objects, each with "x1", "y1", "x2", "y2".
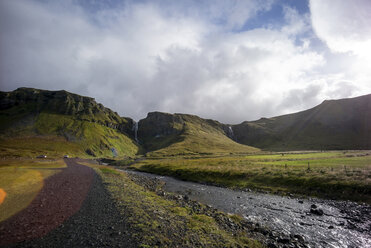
[{"x1": 124, "y1": 170, "x2": 371, "y2": 248}]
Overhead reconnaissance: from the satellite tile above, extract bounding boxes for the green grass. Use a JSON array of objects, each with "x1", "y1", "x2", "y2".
[
  {"x1": 89, "y1": 164, "x2": 262, "y2": 248},
  {"x1": 99, "y1": 167, "x2": 120, "y2": 175},
  {"x1": 244, "y1": 151, "x2": 345, "y2": 161},
  {"x1": 0, "y1": 158, "x2": 65, "y2": 222},
  {"x1": 0, "y1": 113, "x2": 139, "y2": 158},
  {"x1": 0, "y1": 136, "x2": 84, "y2": 158},
  {"x1": 130, "y1": 151, "x2": 371, "y2": 203},
  {"x1": 35, "y1": 113, "x2": 139, "y2": 157}
]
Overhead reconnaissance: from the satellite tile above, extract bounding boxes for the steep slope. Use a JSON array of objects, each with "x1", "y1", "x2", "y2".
[
  {"x1": 138, "y1": 112, "x2": 259, "y2": 156},
  {"x1": 232, "y1": 94, "x2": 371, "y2": 150},
  {"x1": 0, "y1": 88, "x2": 139, "y2": 158}
]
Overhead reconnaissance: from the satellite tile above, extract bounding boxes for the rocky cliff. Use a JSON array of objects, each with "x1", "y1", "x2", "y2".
[{"x1": 0, "y1": 88, "x2": 138, "y2": 158}]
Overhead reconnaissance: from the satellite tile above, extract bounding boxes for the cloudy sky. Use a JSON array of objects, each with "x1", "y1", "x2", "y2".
[{"x1": 0, "y1": 0, "x2": 370, "y2": 123}]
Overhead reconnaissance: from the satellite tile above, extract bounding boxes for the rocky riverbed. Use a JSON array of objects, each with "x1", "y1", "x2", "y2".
[
  {"x1": 124, "y1": 169, "x2": 371, "y2": 248},
  {"x1": 126, "y1": 171, "x2": 309, "y2": 248}
]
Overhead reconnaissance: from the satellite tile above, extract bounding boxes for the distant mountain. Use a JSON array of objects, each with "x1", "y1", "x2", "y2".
[
  {"x1": 138, "y1": 112, "x2": 259, "y2": 156},
  {"x1": 0, "y1": 87, "x2": 139, "y2": 158},
  {"x1": 232, "y1": 94, "x2": 371, "y2": 150},
  {"x1": 1, "y1": 87, "x2": 369, "y2": 157}
]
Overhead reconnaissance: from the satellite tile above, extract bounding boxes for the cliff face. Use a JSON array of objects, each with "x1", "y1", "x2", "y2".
[
  {"x1": 0, "y1": 88, "x2": 138, "y2": 158},
  {"x1": 0, "y1": 87, "x2": 135, "y2": 134},
  {"x1": 137, "y1": 111, "x2": 259, "y2": 156},
  {"x1": 138, "y1": 112, "x2": 184, "y2": 139}
]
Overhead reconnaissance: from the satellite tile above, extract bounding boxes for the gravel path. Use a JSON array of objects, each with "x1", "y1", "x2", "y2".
[{"x1": 0, "y1": 159, "x2": 136, "y2": 248}]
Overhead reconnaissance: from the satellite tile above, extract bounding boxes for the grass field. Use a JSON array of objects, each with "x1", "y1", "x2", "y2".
[
  {"x1": 0, "y1": 159, "x2": 65, "y2": 222},
  {"x1": 129, "y1": 151, "x2": 371, "y2": 203}
]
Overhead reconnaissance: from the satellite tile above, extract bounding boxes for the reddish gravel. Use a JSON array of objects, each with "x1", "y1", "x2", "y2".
[{"x1": 0, "y1": 159, "x2": 94, "y2": 246}]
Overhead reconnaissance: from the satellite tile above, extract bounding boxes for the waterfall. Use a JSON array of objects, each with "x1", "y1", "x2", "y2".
[
  {"x1": 111, "y1": 147, "x2": 117, "y2": 157},
  {"x1": 132, "y1": 121, "x2": 139, "y2": 143},
  {"x1": 228, "y1": 126, "x2": 234, "y2": 139}
]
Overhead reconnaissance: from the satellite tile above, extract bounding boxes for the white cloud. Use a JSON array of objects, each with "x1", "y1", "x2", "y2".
[
  {"x1": 310, "y1": 0, "x2": 371, "y2": 57},
  {"x1": 0, "y1": 0, "x2": 369, "y2": 124},
  {"x1": 309, "y1": 0, "x2": 371, "y2": 101}
]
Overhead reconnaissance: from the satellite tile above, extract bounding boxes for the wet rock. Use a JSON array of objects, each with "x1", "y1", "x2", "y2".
[
  {"x1": 293, "y1": 234, "x2": 305, "y2": 242},
  {"x1": 310, "y1": 204, "x2": 317, "y2": 209},
  {"x1": 278, "y1": 236, "x2": 290, "y2": 244},
  {"x1": 310, "y1": 208, "x2": 324, "y2": 216},
  {"x1": 298, "y1": 200, "x2": 304, "y2": 204},
  {"x1": 268, "y1": 242, "x2": 278, "y2": 248}
]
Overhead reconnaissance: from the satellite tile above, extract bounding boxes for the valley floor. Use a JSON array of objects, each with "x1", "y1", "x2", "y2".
[
  {"x1": 129, "y1": 150, "x2": 371, "y2": 203},
  {"x1": 1, "y1": 153, "x2": 370, "y2": 247},
  {"x1": 0, "y1": 158, "x2": 268, "y2": 248}
]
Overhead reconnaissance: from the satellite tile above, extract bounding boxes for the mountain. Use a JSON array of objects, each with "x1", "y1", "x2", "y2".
[
  {"x1": 138, "y1": 112, "x2": 259, "y2": 156},
  {"x1": 0, "y1": 87, "x2": 139, "y2": 158},
  {"x1": 232, "y1": 94, "x2": 371, "y2": 150},
  {"x1": 1, "y1": 87, "x2": 369, "y2": 157}
]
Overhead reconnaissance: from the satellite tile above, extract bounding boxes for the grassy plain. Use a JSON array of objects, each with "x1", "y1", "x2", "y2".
[
  {"x1": 89, "y1": 164, "x2": 262, "y2": 247},
  {"x1": 130, "y1": 151, "x2": 371, "y2": 203},
  {"x1": 0, "y1": 159, "x2": 65, "y2": 222}
]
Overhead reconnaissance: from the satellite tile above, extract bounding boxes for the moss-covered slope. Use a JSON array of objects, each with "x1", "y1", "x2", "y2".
[
  {"x1": 138, "y1": 112, "x2": 259, "y2": 156},
  {"x1": 233, "y1": 94, "x2": 371, "y2": 150},
  {"x1": 0, "y1": 88, "x2": 139, "y2": 158}
]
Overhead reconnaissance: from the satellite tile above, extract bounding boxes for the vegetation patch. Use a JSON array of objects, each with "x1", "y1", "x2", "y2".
[
  {"x1": 99, "y1": 167, "x2": 120, "y2": 175},
  {"x1": 90, "y1": 164, "x2": 263, "y2": 248},
  {"x1": 130, "y1": 151, "x2": 371, "y2": 203}
]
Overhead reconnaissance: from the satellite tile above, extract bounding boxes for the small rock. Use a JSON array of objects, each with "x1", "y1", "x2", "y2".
[
  {"x1": 310, "y1": 208, "x2": 324, "y2": 216},
  {"x1": 328, "y1": 225, "x2": 334, "y2": 229},
  {"x1": 293, "y1": 234, "x2": 305, "y2": 242},
  {"x1": 278, "y1": 237, "x2": 290, "y2": 244},
  {"x1": 298, "y1": 200, "x2": 304, "y2": 204},
  {"x1": 311, "y1": 204, "x2": 317, "y2": 209}
]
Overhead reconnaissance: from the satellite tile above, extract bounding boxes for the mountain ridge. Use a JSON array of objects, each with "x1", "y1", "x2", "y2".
[
  {"x1": 1, "y1": 87, "x2": 370, "y2": 157},
  {"x1": 232, "y1": 93, "x2": 371, "y2": 150}
]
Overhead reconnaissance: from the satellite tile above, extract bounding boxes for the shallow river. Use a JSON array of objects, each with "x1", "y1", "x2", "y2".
[{"x1": 125, "y1": 170, "x2": 371, "y2": 248}]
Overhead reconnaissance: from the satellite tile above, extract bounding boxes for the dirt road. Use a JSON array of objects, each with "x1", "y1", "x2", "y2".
[{"x1": 0, "y1": 159, "x2": 135, "y2": 248}]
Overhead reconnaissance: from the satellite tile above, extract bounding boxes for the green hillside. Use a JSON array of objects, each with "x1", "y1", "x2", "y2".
[
  {"x1": 232, "y1": 94, "x2": 371, "y2": 150},
  {"x1": 138, "y1": 112, "x2": 259, "y2": 157},
  {"x1": 0, "y1": 88, "x2": 139, "y2": 158},
  {"x1": 1, "y1": 87, "x2": 369, "y2": 157}
]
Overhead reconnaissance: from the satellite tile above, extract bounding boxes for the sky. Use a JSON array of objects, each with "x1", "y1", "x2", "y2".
[{"x1": 0, "y1": 0, "x2": 370, "y2": 124}]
